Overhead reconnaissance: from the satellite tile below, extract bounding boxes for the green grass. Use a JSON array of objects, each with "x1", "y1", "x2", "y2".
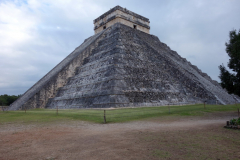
[{"x1": 0, "y1": 104, "x2": 239, "y2": 124}]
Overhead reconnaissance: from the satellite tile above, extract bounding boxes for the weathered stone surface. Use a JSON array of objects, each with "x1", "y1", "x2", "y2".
[
  {"x1": 94, "y1": 5, "x2": 150, "y2": 34},
  {"x1": 9, "y1": 23, "x2": 240, "y2": 110},
  {"x1": 8, "y1": 30, "x2": 106, "y2": 110}
]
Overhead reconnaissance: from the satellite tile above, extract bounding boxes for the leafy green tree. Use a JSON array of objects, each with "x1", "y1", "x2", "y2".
[
  {"x1": 0, "y1": 95, "x2": 7, "y2": 105},
  {"x1": 0, "y1": 94, "x2": 21, "y2": 106},
  {"x1": 219, "y1": 29, "x2": 240, "y2": 96}
]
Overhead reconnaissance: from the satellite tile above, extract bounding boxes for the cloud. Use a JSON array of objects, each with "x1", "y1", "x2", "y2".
[{"x1": 0, "y1": 1, "x2": 39, "y2": 94}]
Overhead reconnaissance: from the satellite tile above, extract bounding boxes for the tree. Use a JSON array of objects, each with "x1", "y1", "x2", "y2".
[
  {"x1": 0, "y1": 94, "x2": 21, "y2": 106},
  {"x1": 219, "y1": 29, "x2": 240, "y2": 96}
]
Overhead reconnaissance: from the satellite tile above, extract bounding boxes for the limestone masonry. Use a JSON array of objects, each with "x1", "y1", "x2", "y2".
[
  {"x1": 9, "y1": 6, "x2": 240, "y2": 110},
  {"x1": 94, "y1": 6, "x2": 150, "y2": 34}
]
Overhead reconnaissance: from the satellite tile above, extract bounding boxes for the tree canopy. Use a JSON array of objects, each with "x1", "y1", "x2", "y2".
[
  {"x1": 0, "y1": 94, "x2": 21, "y2": 106},
  {"x1": 219, "y1": 29, "x2": 240, "y2": 96}
]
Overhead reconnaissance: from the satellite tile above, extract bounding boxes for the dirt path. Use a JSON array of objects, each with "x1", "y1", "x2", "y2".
[{"x1": 0, "y1": 112, "x2": 239, "y2": 160}]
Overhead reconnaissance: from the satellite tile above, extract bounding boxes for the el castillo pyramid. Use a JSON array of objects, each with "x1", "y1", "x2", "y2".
[{"x1": 9, "y1": 6, "x2": 240, "y2": 110}]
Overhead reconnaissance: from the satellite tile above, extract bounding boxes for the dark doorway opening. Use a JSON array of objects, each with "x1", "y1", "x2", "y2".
[
  {"x1": 133, "y1": 25, "x2": 137, "y2": 29},
  {"x1": 103, "y1": 26, "x2": 106, "y2": 29}
]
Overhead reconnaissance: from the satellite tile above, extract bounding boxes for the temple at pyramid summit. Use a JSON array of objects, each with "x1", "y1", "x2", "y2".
[
  {"x1": 9, "y1": 6, "x2": 240, "y2": 110},
  {"x1": 94, "y1": 6, "x2": 150, "y2": 34}
]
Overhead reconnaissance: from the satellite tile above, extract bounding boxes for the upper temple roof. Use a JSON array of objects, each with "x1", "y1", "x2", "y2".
[{"x1": 93, "y1": 5, "x2": 150, "y2": 23}]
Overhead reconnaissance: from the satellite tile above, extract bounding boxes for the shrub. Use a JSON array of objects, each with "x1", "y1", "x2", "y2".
[{"x1": 230, "y1": 118, "x2": 237, "y2": 125}]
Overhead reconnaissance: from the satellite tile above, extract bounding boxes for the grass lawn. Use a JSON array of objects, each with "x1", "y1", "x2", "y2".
[{"x1": 0, "y1": 104, "x2": 239, "y2": 124}]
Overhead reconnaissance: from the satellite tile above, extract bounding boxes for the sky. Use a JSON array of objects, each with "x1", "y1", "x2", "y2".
[{"x1": 0, "y1": 0, "x2": 240, "y2": 95}]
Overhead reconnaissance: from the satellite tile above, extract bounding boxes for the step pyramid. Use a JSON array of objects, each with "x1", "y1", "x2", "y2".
[{"x1": 9, "y1": 23, "x2": 240, "y2": 110}]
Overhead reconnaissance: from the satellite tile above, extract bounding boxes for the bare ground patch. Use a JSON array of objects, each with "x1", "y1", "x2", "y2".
[{"x1": 0, "y1": 111, "x2": 239, "y2": 160}]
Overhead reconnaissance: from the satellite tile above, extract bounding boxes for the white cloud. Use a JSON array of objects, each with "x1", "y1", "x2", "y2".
[{"x1": 0, "y1": 1, "x2": 37, "y2": 48}]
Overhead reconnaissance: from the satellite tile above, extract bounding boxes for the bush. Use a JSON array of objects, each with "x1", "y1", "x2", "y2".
[
  {"x1": 229, "y1": 118, "x2": 240, "y2": 125},
  {"x1": 237, "y1": 118, "x2": 240, "y2": 125},
  {"x1": 0, "y1": 94, "x2": 21, "y2": 106}
]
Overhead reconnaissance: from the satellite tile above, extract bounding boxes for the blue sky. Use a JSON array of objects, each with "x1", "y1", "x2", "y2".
[{"x1": 0, "y1": 0, "x2": 240, "y2": 95}]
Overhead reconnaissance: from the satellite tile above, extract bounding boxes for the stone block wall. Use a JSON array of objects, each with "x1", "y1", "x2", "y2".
[{"x1": 94, "y1": 17, "x2": 150, "y2": 34}]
